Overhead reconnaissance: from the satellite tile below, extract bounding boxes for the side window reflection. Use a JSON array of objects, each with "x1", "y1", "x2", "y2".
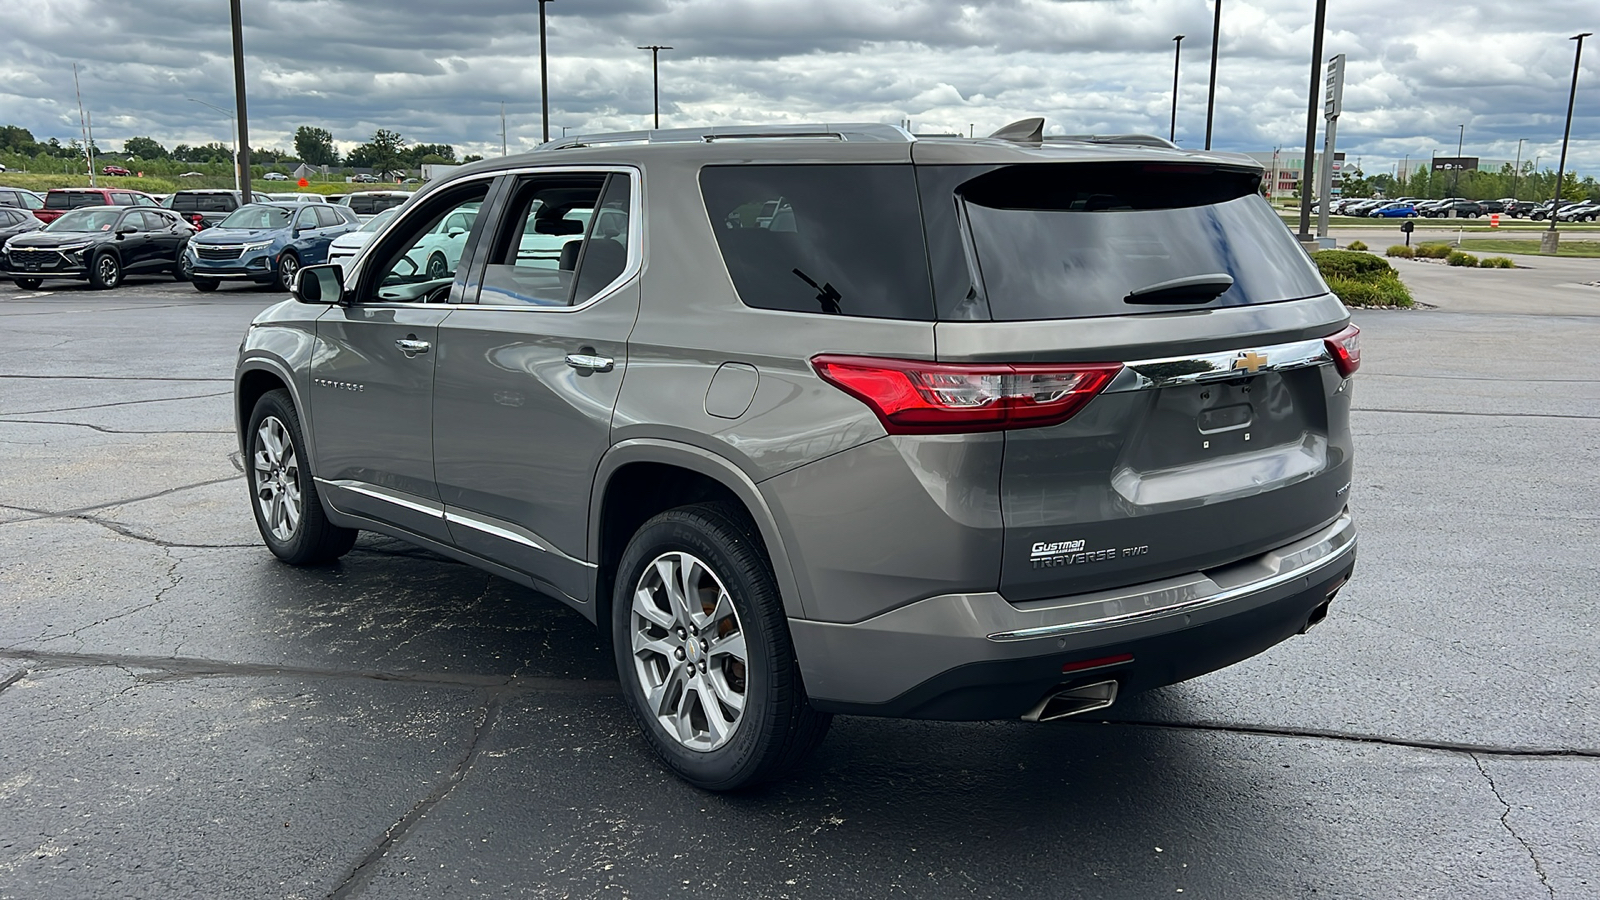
[
  {"x1": 370, "y1": 185, "x2": 488, "y2": 303},
  {"x1": 480, "y1": 173, "x2": 631, "y2": 307}
]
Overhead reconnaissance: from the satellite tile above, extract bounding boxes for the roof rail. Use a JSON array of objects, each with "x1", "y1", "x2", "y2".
[
  {"x1": 1048, "y1": 134, "x2": 1181, "y2": 150},
  {"x1": 537, "y1": 122, "x2": 913, "y2": 151}
]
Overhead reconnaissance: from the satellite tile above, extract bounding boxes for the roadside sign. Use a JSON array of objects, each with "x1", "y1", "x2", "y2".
[
  {"x1": 1401, "y1": 220, "x2": 1415, "y2": 246},
  {"x1": 297, "y1": 178, "x2": 309, "y2": 188},
  {"x1": 1324, "y1": 54, "x2": 1345, "y2": 120}
]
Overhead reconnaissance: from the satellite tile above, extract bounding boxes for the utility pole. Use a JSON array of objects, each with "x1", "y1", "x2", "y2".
[
  {"x1": 1546, "y1": 32, "x2": 1590, "y2": 254},
  {"x1": 1295, "y1": 0, "x2": 1328, "y2": 246},
  {"x1": 1170, "y1": 35, "x2": 1184, "y2": 143},
  {"x1": 1512, "y1": 138, "x2": 1525, "y2": 199},
  {"x1": 188, "y1": 98, "x2": 239, "y2": 194},
  {"x1": 229, "y1": 0, "x2": 252, "y2": 203},
  {"x1": 73, "y1": 63, "x2": 95, "y2": 186},
  {"x1": 1204, "y1": 0, "x2": 1223, "y2": 149},
  {"x1": 1317, "y1": 53, "x2": 1345, "y2": 241},
  {"x1": 1452, "y1": 124, "x2": 1464, "y2": 196},
  {"x1": 637, "y1": 45, "x2": 672, "y2": 128},
  {"x1": 538, "y1": 0, "x2": 553, "y2": 143}
]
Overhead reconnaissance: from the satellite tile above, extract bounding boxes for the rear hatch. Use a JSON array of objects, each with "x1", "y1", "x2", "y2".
[{"x1": 922, "y1": 158, "x2": 1355, "y2": 602}]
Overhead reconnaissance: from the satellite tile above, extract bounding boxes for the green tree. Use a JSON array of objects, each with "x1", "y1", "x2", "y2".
[
  {"x1": 294, "y1": 126, "x2": 338, "y2": 166},
  {"x1": 344, "y1": 128, "x2": 407, "y2": 176},
  {"x1": 122, "y1": 136, "x2": 168, "y2": 159},
  {"x1": 461, "y1": 153, "x2": 484, "y2": 163},
  {"x1": 0, "y1": 125, "x2": 39, "y2": 155},
  {"x1": 401, "y1": 142, "x2": 455, "y2": 166}
]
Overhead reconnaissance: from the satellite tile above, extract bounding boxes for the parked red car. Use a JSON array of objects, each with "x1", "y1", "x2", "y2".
[
  {"x1": 102, "y1": 165, "x2": 132, "y2": 177},
  {"x1": 33, "y1": 187, "x2": 159, "y2": 224}
]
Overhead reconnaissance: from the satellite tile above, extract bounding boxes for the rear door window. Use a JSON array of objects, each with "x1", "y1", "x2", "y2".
[
  {"x1": 315, "y1": 206, "x2": 344, "y2": 228},
  {"x1": 699, "y1": 165, "x2": 934, "y2": 320},
  {"x1": 927, "y1": 163, "x2": 1329, "y2": 321}
]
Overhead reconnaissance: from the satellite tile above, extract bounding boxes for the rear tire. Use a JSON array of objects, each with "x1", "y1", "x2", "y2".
[
  {"x1": 192, "y1": 276, "x2": 219, "y2": 293},
  {"x1": 173, "y1": 252, "x2": 192, "y2": 282},
  {"x1": 612, "y1": 502, "x2": 831, "y2": 791},
  {"x1": 88, "y1": 252, "x2": 121, "y2": 290},
  {"x1": 245, "y1": 389, "x2": 357, "y2": 565},
  {"x1": 13, "y1": 277, "x2": 43, "y2": 290}
]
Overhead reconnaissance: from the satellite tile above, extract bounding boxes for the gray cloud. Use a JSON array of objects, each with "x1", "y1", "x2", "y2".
[{"x1": 1, "y1": 0, "x2": 1595, "y2": 175}]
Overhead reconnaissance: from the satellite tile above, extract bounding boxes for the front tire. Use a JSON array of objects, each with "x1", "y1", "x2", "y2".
[
  {"x1": 89, "y1": 252, "x2": 121, "y2": 290},
  {"x1": 613, "y1": 503, "x2": 831, "y2": 791},
  {"x1": 173, "y1": 252, "x2": 192, "y2": 282},
  {"x1": 13, "y1": 277, "x2": 43, "y2": 290},
  {"x1": 426, "y1": 251, "x2": 449, "y2": 280},
  {"x1": 246, "y1": 389, "x2": 357, "y2": 565},
  {"x1": 275, "y1": 251, "x2": 300, "y2": 290},
  {"x1": 192, "y1": 276, "x2": 219, "y2": 293}
]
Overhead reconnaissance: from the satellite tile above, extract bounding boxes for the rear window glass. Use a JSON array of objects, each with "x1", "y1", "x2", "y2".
[
  {"x1": 699, "y1": 165, "x2": 934, "y2": 320},
  {"x1": 47, "y1": 192, "x2": 104, "y2": 210},
  {"x1": 931, "y1": 163, "x2": 1328, "y2": 321}
]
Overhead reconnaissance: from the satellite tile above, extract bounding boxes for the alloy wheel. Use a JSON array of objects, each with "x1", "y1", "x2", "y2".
[
  {"x1": 96, "y1": 255, "x2": 119, "y2": 286},
  {"x1": 253, "y1": 415, "x2": 303, "y2": 542},
  {"x1": 630, "y1": 551, "x2": 749, "y2": 752},
  {"x1": 427, "y1": 252, "x2": 448, "y2": 280},
  {"x1": 278, "y1": 253, "x2": 299, "y2": 287}
]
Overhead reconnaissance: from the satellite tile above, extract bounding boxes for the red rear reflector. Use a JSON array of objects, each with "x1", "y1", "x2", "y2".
[
  {"x1": 811, "y1": 355, "x2": 1123, "y2": 434},
  {"x1": 1062, "y1": 653, "x2": 1134, "y2": 673},
  {"x1": 1323, "y1": 324, "x2": 1361, "y2": 378}
]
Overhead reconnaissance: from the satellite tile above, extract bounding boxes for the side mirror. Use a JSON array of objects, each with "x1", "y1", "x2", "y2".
[
  {"x1": 293, "y1": 264, "x2": 345, "y2": 304},
  {"x1": 116, "y1": 225, "x2": 136, "y2": 237}
]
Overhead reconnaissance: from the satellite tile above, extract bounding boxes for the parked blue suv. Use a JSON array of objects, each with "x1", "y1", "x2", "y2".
[{"x1": 185, "y1": 202, "x2": 358, "y2": 292}]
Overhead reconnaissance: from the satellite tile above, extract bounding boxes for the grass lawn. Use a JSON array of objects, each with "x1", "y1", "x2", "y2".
[{"x1": 1455, "y1": 238, "x2": 1600, "y2": 258}]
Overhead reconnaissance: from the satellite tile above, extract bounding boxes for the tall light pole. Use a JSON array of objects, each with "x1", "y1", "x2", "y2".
[
  {"x1": 1295, "y1": 0, "x2": 1328, "y2": 245},
  {"x1": 228, "y1": 0, "x2": 252, "y2": 203},
  {"x1": 1547, "y1": 31, "x2": 1590, "y2": 251},
  {"x1": 1170, "y1": 35, "x2": 1184, "y2": 143},
  {"x1": 1204, "y1": 0, "x2": 1223, "y2": 149},
  {"x1": 1452, "y1": 124, "x2": 1464, "y2": 195},
  {"x1": 188, "y1": 98, "x2": 239, "y2": 195},
  {"x1": 637, "y1": 45, "x2": 672, "y2": 128},
  {"x1": 538, "y1": 0, "x2": 553, "y2": 143},
  {"x1": 1512, "y1": 137, "x2": 1525, "y2": 199}
]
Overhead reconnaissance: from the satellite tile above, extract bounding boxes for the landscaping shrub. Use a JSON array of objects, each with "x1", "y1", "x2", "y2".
[
  {"x1": 1310, "y1": 250, "x2": 1414, "y2": 308},
  {"x1": 1481, "y1": 256, "x2": 1516, "y2": 268},
  {"x1": 1309, "y1": 249, "x2": 1392, "y2": 280},
  {"x1": 1416, "y1": 243, "x2": 1454, "y2": 259},
  {"x1": 1346, "y1": 240, "x2": 1368, "y2": 251},
  {"x1": 1446, "y1": 251, "x2": 1479, "y2": 267},
  {"x1": 1386, "y1": 244, "x2": 1415, "y2": 258}
]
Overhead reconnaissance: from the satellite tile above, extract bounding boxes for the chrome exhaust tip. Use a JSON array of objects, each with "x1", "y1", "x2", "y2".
[{"x1": 1022, "y1": 679, "x2": 1119, "y2": 723}]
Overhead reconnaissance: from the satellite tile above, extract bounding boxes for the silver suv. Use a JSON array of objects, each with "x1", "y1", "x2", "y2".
[{"x1": 235, "y1": 121, "x2": 1359, "y2": 790}]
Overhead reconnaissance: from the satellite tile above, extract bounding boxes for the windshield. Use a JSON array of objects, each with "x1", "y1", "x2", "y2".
[
  {"x1": 218, "y1": 205, "x2": 291, "y2": 229},
  {"x1": 358, "y1": 208, "x2": 401, "y2": 233},
  {"x1": 46, "y1": 208, "x2": 123, "y2": 233}
]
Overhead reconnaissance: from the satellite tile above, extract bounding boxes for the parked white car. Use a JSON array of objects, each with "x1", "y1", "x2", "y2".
[
  {"x1": 326, "y1": 207, "x2": 401, "y2": 273},
  {"x1": 404, "y1": 204, "x2": 479, "y2": 278}
]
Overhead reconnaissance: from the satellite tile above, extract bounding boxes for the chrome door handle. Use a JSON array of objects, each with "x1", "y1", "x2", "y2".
[
  {"x1": 565, "y1": 353, "x2": 614, "y2": 373},
  {"x1": 395, "y1": 338, "x2": 431, "y2": 356}
]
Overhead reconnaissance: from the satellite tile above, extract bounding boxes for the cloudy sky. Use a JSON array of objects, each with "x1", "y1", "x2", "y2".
[{"x1": 2, "y1": 0, "x2": 1596, "y2": 176}]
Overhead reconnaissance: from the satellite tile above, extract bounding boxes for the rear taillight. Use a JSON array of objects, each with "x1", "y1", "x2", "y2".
[
  {"x1": 1324, "y1": 324, "x2": 1361, "y2": 378},
  {"x1": 811, "y1": 355, "x2": 1122, "y2": 434}
]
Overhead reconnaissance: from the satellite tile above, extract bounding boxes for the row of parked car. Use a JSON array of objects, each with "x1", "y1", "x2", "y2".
[
  {"x1": 1324, "y1": 196, "x2": 1599, "y2": 221},
  {"x1": 0, "y1": 184, "x2": 418, "y2": 292}
]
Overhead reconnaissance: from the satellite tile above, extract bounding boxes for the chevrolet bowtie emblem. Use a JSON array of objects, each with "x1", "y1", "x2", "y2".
[{"x1": 1233, "y1": 351, "x2": 1268, "y2": 374}]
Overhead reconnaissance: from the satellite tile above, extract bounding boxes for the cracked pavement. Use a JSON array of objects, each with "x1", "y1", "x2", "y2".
[{"x1": 1, "y1": 278, "x2": 1597, "y2": 898}]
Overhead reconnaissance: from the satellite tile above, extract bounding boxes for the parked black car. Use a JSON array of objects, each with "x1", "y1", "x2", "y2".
[
  {"x1": 1, "y1": 206, "x2": 195, "y2": 290},
  {"x1": 1476, "y1": 199, "x2": 1506, "y2": 215},
  {"x1": 168, "y1": 189, "x2": 243, "y2": 230},
  {"x1": 1502, "y1": 200, "x2": 1539, "y2": 218},
  {"x1": 1424, "y1": 199, "x2": 1482, "y2": 218},
  {"x1": 0, "y1": 207, "x2": 44, "y2": 243}
]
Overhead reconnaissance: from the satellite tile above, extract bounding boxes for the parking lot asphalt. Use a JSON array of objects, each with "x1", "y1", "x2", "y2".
[{"x1": 1, "y1": 274, "x2": 1597, "y2": 899}]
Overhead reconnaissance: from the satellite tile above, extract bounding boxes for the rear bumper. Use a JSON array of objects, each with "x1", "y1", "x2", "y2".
[{"x1": 791, "y1": 510, "x2": 1355, "y2": 719}]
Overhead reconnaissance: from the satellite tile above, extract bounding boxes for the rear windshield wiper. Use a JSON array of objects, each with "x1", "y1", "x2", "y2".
[{"x1": 1124, "y1": 273, "x2": 1235, "y2": 305}]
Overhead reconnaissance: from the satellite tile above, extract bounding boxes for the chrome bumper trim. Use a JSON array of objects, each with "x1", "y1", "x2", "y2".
[{"x1": 987, "y1": 512, "x2": 1355, "y2": 642}]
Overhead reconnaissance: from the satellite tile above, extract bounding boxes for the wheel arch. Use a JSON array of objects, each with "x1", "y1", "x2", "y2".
[
  {"x1": 235, "y1": 358, "x2": 309, "y2": 459},
  {"x1": 590, "y1": 440, "x2": 808, "y2": 633}
]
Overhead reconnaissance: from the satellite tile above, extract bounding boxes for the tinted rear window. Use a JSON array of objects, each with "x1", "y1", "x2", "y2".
[
  {"x1": 47, "y1": 192, "x2": 105, "y2": 210},
  {"x1": 922, "y1": 163, "x2": 1328, "y2": 321},
  {"x1": 699, "y1": 165, "x2": 934, "y2": 320}
]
